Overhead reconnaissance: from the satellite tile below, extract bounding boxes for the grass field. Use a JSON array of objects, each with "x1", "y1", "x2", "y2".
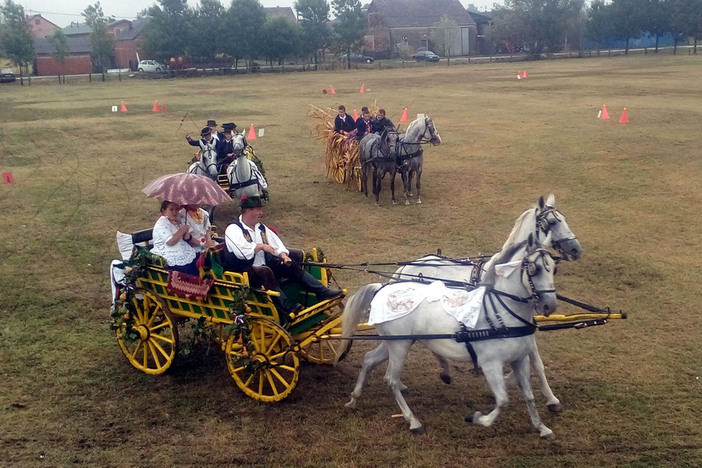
[{"x1": 1, "y1": 55, "x2": 701, "y2": 467}]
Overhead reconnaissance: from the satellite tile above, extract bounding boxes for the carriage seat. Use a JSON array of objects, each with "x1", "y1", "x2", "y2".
[{"x1": 131, "y1": 229, "x2": 153, "y2": 245}]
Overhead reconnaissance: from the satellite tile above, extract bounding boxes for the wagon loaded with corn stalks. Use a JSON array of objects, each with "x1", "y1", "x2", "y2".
[{"x1": 309, "y1": 104, "x2": 378, "y2": 191}]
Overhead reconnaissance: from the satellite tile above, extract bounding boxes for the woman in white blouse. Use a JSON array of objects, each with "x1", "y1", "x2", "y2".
[
  {"x1": 180, "y1": 204, "x2": 214, "y2": 252},
  {"x1": 151, "y1": 200, "x2": 200, "y2": 275}
]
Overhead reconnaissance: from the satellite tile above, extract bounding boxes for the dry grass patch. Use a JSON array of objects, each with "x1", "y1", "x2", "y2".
[{"x1": 1, "y1": 55, "x2": 702, "y2": 466}]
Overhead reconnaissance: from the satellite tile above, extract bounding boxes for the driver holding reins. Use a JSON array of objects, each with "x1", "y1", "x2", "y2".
[{"x1": 223, "y1": 195, "x2": 344, "y2": 316}]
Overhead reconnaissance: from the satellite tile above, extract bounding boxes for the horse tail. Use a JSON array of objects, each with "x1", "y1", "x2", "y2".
[{"x1": 337, "y1": 283, "x2": 382, "y2": 361}]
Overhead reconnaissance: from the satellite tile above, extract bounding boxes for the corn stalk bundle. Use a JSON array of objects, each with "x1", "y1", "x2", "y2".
[{"x1": 308, "y1": 104, "x2": 363, "y2": 190}]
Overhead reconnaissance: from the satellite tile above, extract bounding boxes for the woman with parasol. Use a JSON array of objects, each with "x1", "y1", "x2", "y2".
[{"x1": 151, "y1": 201, "x2": 200, "y2": 275}]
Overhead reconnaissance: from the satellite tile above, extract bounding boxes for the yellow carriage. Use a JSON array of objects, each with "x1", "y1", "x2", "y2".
[{"x1": 111, "y1": 231, "x2": 347, "y2": 402}]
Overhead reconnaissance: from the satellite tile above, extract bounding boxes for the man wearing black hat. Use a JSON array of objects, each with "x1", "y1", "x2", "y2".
[
  {"x1": 186, "y1": 127, "x2": 218, "y2": 169},
  {"x1": 224, "y1": 195, "x2": 343, "y2": 315},
  {"x1": 207, "y1": 119, "x2": 222, "y2": 142}
]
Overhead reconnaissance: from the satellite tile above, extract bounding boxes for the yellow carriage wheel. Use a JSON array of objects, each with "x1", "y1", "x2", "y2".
[
  {"x1": 299, "y1": 337, "x2": 351, "y2": 365},
  {"x1": 224, "y1": 318, "x2": 299, "y2": 402},
  {"x1": 116, "y1": 288, "x2": 178, "y2": 375}
]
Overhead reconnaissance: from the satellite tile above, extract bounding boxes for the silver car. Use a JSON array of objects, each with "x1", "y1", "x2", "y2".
[{"x1": 138, "y1": 60, "x2": 165, "y2": 73}]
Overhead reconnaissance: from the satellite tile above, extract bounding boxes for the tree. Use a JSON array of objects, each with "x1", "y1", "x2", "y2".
[
  {"x1": 82, "y1": 2, "x2": 114, "y2": 72},
  {"x1": 331, "y1": 0, "x2": 366, "y2": 69},
  {"x1": 670, "y1": 0, "x2": 702, "y2": 53},
  {"x1": 585, "y1": 0, "x2": 610, "y2": 51},
  {"x1": 431, "y1": 16, "x2": 460, "y2": 58},
  {"x1": 261, "y1": 17, "x2": 301, "y2": 66},
  {"x1": 0, "y1": 0, "x2": 35, "y2": 75},
  {"x1": 491, "y1": 0, "x2": 584, "y2": 56},
  {"x1": 190, "y1": 0, "x2": 226, "y2": 61},
  {"x1": 643, "y1": 0, "x2": 671, "y2": 52},
  {"x1": 145, "y1": 0, "x2": 193, "y2": 61},
  {"x1": 47, "y1": 28, "x2": 70, "y2": 77},
  {"x1": 224, "y1": 0, "x2": 267, "y2": 68},
  {"x1": 609, "y1": 0, "x2": 647, "y2": 54},
  {"x1": 295, "y1": 0, "x2": 332, "y2": 63}
]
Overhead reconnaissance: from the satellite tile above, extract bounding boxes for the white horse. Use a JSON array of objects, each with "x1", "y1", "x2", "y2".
[
  {"x1": 187, "y1": 140, "x2": 219, "y2": 181},
  {"x1": 395, "y1": 116, "x2": 441, "y2": 204},
  {"x1": 341, "y1": 235, "x2": 559, "y2": 439},
  {"x1": 391, "y1": 194, "x2": 581, "y2": 412},
  {"x1": 226, "y1": 136, "x2": 267, "y2": 202}
]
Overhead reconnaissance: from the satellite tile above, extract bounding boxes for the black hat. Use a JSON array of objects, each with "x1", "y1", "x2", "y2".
[
  {"x1": 240, "y1": 195, "x2": 264, "y2": 209},
  {"x1": 207, "y1": 119, "x2": 217, "y2": 126},
  {"x1": 222, "y1": 122, "x2": 236, "y2": 131},
  {"x1": 200, "y1": 127, "x2": 212, "y2": 136}
]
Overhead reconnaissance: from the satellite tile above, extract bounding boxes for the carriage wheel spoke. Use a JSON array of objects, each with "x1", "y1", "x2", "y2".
[
  {"x1": 128, "y1": 339, "x2": 143, "y2": 361},
  {"x1": 148, "y1": 341, "x2": 162, "y2": 369},
  {"x1": 265, "y1": 334, "x2": 283, "y2": 355},
  {"x1": 269, "y1": 368, "x2": 291, "y2": 388},
  {"x1": 265, "y1": 371, "x2": 280, "y2": 396},
  {"x1": 150, "y1": 339, "x2": 171, "y2": 361},
  {"x1": 151, "y1": 332, "x2": 174, "y2": 345},
  {"x1": 151, "y1": 321, "x2": 171, "y2": 332}
]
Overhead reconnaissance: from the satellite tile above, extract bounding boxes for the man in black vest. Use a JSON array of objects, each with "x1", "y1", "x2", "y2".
[{"x1": 223, "y1": 196, "x2": 343, "y2": 314}]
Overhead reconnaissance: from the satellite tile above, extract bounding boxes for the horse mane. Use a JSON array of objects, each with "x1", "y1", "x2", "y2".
[
  {"x1": 482, "y1": 239, "x2": 528, "y2": 285},
  {"x1": 500, "y1": 208, "x2": 537, "y2": 252}
]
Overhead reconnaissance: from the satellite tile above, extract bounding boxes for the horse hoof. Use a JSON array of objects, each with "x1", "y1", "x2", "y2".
[
  {"x1": 542, "y1": 431, "x2": 556, "y2": 441},
  {"x1": 416, "y1": 199, "x2": 422, "y2": 204},
  {"x1": 410, "y1": 427, "x2": 426, "y2": 436},
  {"x1": 465, "y1": 410, "x2": 482, "y2": 424},
  {"x1": 440, "y1": 374, "x2": 452, "y2": 385},
  {"x1": 392, "y1": 200, "x2": 397, "y2": 205},
  {"x1": 547, "y1": 403, "x2": 564, "y2": 413},
  {"x1": 345, "y1": 400, "x2": 357, "y2": 409},
  {"x1": 405, "y1": 200, "x2": 410, "y2": 205}
]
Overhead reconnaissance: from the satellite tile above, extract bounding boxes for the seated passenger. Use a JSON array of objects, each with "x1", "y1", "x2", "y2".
[
  {"x1": 151, "y1": 200, "x2": 200, "y2": 276},
  {"x1": 180, "y1": 204, "x2": 214, "y2": 252},
  {"x1": 355, "y1": 106, "x2": 372, "y2": 140},
  {"x1": 371, "y1": 108, "x2": 395, "y2": 134},
  {"x1": 223, "y1": 195, "x2": 343, "y2": 314},
  {"x1": 334, "y1": 105, "x2": 356, "y2": 135}
]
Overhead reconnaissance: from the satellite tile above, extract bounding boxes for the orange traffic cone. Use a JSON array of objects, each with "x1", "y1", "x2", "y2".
[
  {"x1": 400, "y1": 108, "x2": 408, "y2": 122},
  {"x1": 360, "y1": 83, "x2": 365, "y2": 93},
  {"x1": 329, "y1": 85, "x2": 335, "y2": 95},
  {"x1": 522, "y1": 70, "x2": 528, "y2": 78},
  {"x1": 247, "y1": 124, "x2": 257, "y2": 140},
  {"x1": 152, "y1": 101, "x2": 159, "y2": 112},
  {"x1": 353, "y1": 109, "x2": 358, "y2": 120},
  {"x1": 618, "y1": 108, "x2": 629, "y2": 123},
  {"x1": 120, "y1": 101, "x2": 128, "y2": 112},
  {"x1": 600, "y1": 104, "x2": 609, "y2": 120}
]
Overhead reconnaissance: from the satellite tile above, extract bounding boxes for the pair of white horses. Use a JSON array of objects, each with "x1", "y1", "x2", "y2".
[
  {"x1": 338, "y1": 194, "x2": 582, "y2": 439},
  {"x1": 187, "y1": 133, "x2": 265, "y2": 201}
]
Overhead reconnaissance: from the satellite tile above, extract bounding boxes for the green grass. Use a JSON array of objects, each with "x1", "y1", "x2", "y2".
[{"x1": 1, "y1": 55, "x2": 702, "y2": 466}]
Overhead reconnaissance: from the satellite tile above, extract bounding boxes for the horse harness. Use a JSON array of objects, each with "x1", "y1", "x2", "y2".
[{"x1": 228, "y1": 157, "x2": 259, "y2": 191}]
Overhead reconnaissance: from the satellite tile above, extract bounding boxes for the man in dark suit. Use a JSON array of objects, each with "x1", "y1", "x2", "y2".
[
  {"x1": 355, "y1": 106, "x2": 372, "y2": 140},
  {"x1": 334, "y1": 105, "x2": 355, "y2": 135}
]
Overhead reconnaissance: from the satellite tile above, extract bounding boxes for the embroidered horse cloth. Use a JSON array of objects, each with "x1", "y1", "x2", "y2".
[
  {"x1": 167, "y1": 271, "x2": 214, "y2": 301},
  {"x1": 369, "y1": 281, "x2": 486, "y2": 328}
]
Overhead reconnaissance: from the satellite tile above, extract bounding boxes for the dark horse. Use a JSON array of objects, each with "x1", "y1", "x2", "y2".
[
  {"x1": 395, "y1": 116, "x2": 441, "y2": 204},
  {"x1": 359, "y1": 127, "x2": 400, "y2": 205}
]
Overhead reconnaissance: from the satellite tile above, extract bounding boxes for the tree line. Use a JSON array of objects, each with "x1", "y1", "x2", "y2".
[{"x1": 1, "y1": 0, "x2": 701, "y2": 76}]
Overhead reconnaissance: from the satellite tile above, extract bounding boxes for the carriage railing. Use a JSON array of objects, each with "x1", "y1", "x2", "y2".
[{"x1": 134, "y1": 244, "x2": 343, "y2": 334}]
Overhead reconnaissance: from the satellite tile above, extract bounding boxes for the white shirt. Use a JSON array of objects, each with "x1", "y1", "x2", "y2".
[
  {"x1": 180, "y1": 208, "x2": 211, "y2": 252},
  {"x1": 151, "y1": 216, "x2": 197, "y2": 266},
  {"x1": 225, "y1": 216, "x2": 288, "y2": 266}
]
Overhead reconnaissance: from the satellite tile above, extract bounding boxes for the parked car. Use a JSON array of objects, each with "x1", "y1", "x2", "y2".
[
  {"x1": 0, "y1": 68, "x2": 16, "y2": 83},
  {"x1": 342, "y1": 53, "x2": 374, "y2": 64},
  {"x1": 138, "y1": 60, "x2": 165, "y2": 73},
  {"x1": 413, "y1": 50, "x2": 440, "y2": 62}
]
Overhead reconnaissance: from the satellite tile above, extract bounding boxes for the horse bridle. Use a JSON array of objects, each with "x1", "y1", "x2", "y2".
[
  {"x1": 535, "y1": 206, "x2": 577, "y2": 257},
  {"x1": 520, "y1": 248, "x2": 557, "y2": 303}
]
